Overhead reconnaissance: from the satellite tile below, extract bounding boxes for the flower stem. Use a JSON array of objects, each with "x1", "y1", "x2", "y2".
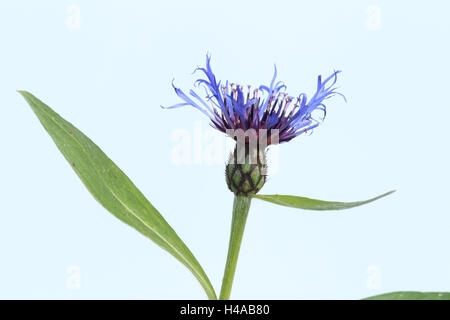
[{"x1": 219, "y1": 195, "x2": 252, "y2": 300}]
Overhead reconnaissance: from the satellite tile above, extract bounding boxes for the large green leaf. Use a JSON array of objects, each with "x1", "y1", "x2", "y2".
[
  {"x1": 19, "y1": 91, "x2": 216, "y2": 300},
  {"x1": 364, "y1": 291, "x2": 450, "y2": 300},
  {"x1": 252, "y1": 190, "x2": 395, "y2": 210}
]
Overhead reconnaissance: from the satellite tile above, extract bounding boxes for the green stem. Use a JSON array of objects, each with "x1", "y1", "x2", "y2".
[{"x1": 219, "y1": 195, "x2": 252, "y2": 300}]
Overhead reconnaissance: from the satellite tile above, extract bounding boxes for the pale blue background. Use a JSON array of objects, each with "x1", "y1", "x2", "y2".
[{"x1": 1, "y1": 0, "x2": 449, "y2": 299}]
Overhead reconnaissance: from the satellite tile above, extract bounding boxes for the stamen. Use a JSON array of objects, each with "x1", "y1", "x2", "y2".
[
  {"x1": 222, "y1": 86, "x2": 227, "y2": 106},
  {"x1": 272, "y1": 93, "x2": 282, "y2": 114},
  {"x1": 287, "y1": 98, "x2": 300, "y2": 119},
  {"x1": 280, "y1": 96, "x2": 292, "y2": 118},
  {"x1": 253, "y1": 88, "x2": 259, "y2": 99}
]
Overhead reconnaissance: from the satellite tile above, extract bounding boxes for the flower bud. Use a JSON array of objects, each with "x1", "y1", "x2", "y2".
[{"x1": 226, "y1": 143, "x2": 267, "y2": 196}]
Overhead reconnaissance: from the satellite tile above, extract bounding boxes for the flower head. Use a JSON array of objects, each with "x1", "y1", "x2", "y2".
[{"x1": 163, "y1": 55, "x2": 345, "y2": 145}]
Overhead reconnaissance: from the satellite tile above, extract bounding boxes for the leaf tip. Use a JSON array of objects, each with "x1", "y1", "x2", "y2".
[{"x1": 17, "y1": 90, "x2": 31, "y2": 99}]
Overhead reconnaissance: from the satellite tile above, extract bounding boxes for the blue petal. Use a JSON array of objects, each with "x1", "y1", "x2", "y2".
[{"x1": 169, "y1": 81, "x2": 213, "y2": 119}]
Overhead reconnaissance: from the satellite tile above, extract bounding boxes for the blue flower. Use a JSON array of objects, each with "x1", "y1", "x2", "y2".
[{"x1": 163, "y1": 55, "x2": 345, "y2": 145}]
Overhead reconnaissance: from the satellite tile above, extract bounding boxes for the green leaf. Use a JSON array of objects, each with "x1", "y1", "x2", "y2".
[
  {"x1": 19, "y1": 91, "x2": 216, "y2": 300},
  {"x1": 364, "y1": 291, "x2": 450, "y2": 300},
  {"x1": 252, "y1": 190, "x2": 395, "y2": 211}
]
